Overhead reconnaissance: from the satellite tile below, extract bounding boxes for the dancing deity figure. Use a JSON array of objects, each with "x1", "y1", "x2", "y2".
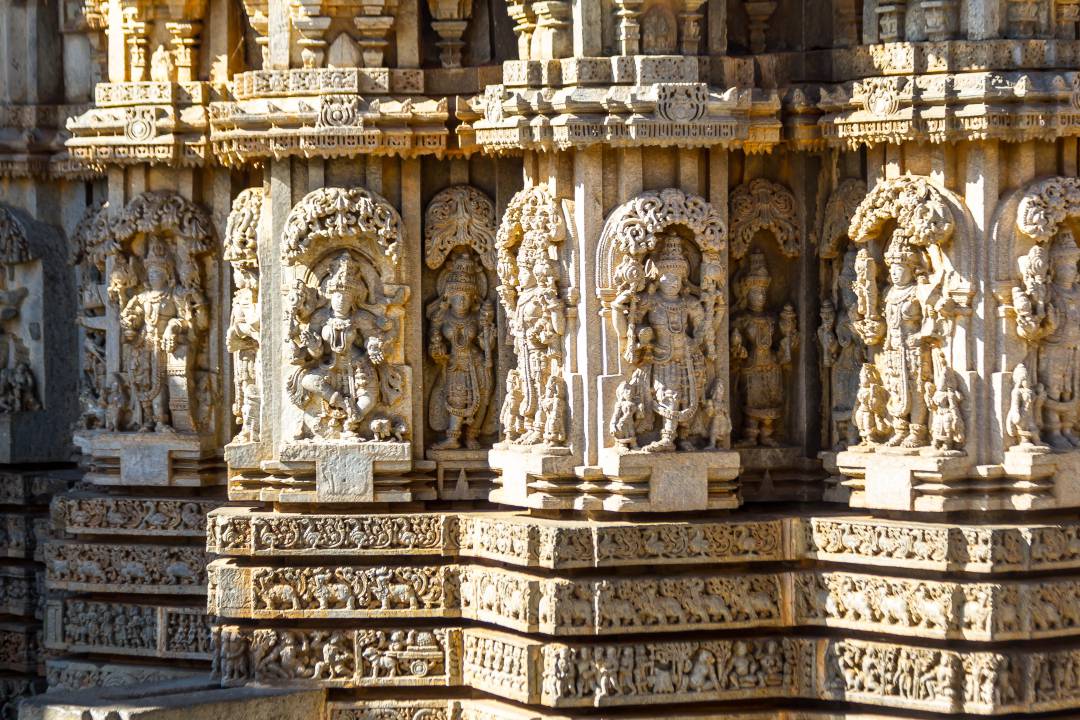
[
  {"x1": 226, "y1": 262, "x2": 260, "y2": 442},
  {"x1": 119, "y1": 238, "x2": 207, "y2": 432},
  {"x1": 1025, "y1": 232, "x2": 1080, "y2": 450},
  {"x1": 288, "y1": 252, "x2": 394, "y2": 439},
  {"x1": 427, "y1": 250, "x2": 496, "y2": 449},
  {"x1": 505, "y1": 256, "x2": 565, "y2": 444},
  {"x1": 731, "y1": 250, "x2": 797, "y2": 447},
  {"x1": 615, "y1": 234, "x2": 707, "y2": 452}
]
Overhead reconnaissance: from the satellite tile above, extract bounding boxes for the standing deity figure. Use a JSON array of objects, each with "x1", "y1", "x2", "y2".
[
  {"x1": 226, "y1": 262, "x2": 260, "y2": 442},
  {"x1": 875, "y1": 247, "x2": 935, "y2": 448},
  {"x1": 505, "y1": 255, "x2": 565, "y2": 445},
  {"x1": 119, "y1": 238, "x2": 207, "y2": 432},
  {"x1": 1006, "y1": 362, "x2": 1046, "y2": 449},
  {"x1": 615, "y1": 234, "x2": 707, "y2": 452},
  {"x1": 731, "y1": 250, "x2": 797, "y2": 447},
  {"x1": 288, "y1": 252, "x2": 394, "y2": 439},
  {"x1": 427, "y1": 250, "x2": 496, "y2": 449},
  {"x1": 1023, "y1": 231, "x2": 1080, "y2": 450}
]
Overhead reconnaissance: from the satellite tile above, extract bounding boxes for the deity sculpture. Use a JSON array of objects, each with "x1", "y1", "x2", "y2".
[
  {"x1": 854, "y1": 363, "x2": 889, "y2": 444},
  {"x1": 502, "y1": 254, "x2": 565, "y2": 445},
  {"x1": 226, "y1": 261, "x2": 260, "y2": 442},
  {"x1": 611, "y1": 233, "x2": 708, "y2": 452},
  {"x1": 730, "y1": 250, "x2": 797, "y2": 447},
  {"x1": 1013, "y1": 231, "x2": 1080, "y2": 451},
  {"x1": 853, "y1": 245, "x2": 935, "y2": 448},
  {"x1": 224, "y1": 189, "x2": 263, "y2": 444},
  {"x1": 1005, "y1": 362, "x2": 1046, "y2": 449},
  {"x1": 287, "y1": 252, "x2": 399, "y2": 440},
  {"x1": 118, "y1": 238, "x2": 209, "y2": 433},
  {"x1": 819, "y1": 248, "x2": 868, "y2": 448},
  {"x1": 928, "y1": 351, "x2": 965, "y2": 454},
  {"x1": 426, "y1": 250, "x2": 496, "y2": 449}
]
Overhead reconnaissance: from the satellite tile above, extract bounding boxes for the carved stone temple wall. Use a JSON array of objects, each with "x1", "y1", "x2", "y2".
[{"x1": 7, "y1": 0, "x2": 1080, "y2": 717}]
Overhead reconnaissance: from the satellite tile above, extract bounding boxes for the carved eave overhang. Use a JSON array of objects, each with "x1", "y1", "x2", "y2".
[
  {"x1": 209, "y1": 68, "x2": 449, "y2": 165},
  {"x1": 818, "y1": 71, "x2": 1080, "y2": 148},
  {"x1": 65, "y1": 81, "x2": 210, "y2": 168},
  {"x1": 833, "y1": 39, "x2": 1080, "y2": 80},
  {"x1": 782, "y1": 86, "x2": 825, "y2": 152},
  {"x1": 474, "y1": 82, "x2": 781, "y2": 154},
  {"x1": 0, "y1": 104, "x2": 96, "y2": 179}
]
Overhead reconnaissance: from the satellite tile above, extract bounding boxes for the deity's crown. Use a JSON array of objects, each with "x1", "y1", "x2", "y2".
[
  {"x1": 653, "y1": 234, "x2": 689, "y2": 277},
  {"x1": 1051, "y1": 230, "x2": 1080, "y2": 261},
  {"x1": 884, "y1": 243, "x2": 919, "y2": 267},
  {"x1": 325, "y1": 253, "x2": 358, "y2": 294},
  {"x1": 143, "y1": 238, "x2": 173, "y2": 274},
  {"x1": 741, "y1": 249, "x2": 771, "y2": 289},
  {"x1": 443, "y1": 251, "x2": 479, "y2": 294}
]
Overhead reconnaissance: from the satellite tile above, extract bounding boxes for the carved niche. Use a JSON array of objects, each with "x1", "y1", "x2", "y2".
[
  {"x1": 847, "y1": 176, "x2": 967, "y2": 455},
  {"x1": 1004, "y1": 176, "x2": 1080, "y2": 453},
  {"x1": 599, "y1": 189, "x2": 728, "y2": 453},
  {"x1": 728, "y1": 179, "x2": 800, "y2": 448},
  {"x1": 423, "y1": 185, "x2": 498, "y2": 452},
  {"x1": 818, "y1": 179, "x2": 868, "y2": 451},
  {"x1": 75, "y1": 192, "x2": 216, "y2": 437},
  {"x1": 493, "y1": 185, "x2": 569, "y2": 448},
  {"x1": 0, "y1": 206, "x2": 43, "y2": 416},
  {"x1": 224, "y1": 188, "x2": 263, "y2": 445},
  {"x1": 281, "y1": 187, "x2": 411, "y2": 445}
]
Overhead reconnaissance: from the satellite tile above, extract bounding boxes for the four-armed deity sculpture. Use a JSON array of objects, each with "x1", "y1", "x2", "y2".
[{"x1": 730, "y1": 250, "x2": 797, "y2": 448}]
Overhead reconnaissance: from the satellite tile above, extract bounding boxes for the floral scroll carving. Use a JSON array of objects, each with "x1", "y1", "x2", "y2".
[
  {"x1": 224, "y1": 188, "x2": 263, "y2": 444},
  {"x1": 494, "y1": 185, "x2": 568, "y2": 447},
  {"x1": 847, "y1": 176, "x2": 966, "y2": 453},
  {"x1": 600, "y1": 189, "x2": 727, "y2": 452},
  {"x1": 282, "y1": 187, "x2": 411, "y2": 442},
  {"x1": 729, "y1": 178, "x2": 799, "y2": 260},
  {"x1": 81, "y1": 192, "x2": 215, "y2": 434},
  {"x1": 72, "y1": 202, "x2": 112, "y2": 430},
  {"x1": 424, "y1": 186, "x2": 498, "y2": 451}
]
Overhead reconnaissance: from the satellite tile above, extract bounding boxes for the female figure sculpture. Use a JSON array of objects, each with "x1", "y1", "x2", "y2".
[{"x1": 427, "y1": 250, "x2": 496, "y2": 449}]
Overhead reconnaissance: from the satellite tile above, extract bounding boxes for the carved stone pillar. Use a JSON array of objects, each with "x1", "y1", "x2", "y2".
[
  {"x1": 426, "y1": 0, "x2": 471, "y2": 68},
  {"x1": 291, "y1": 0, "x2": 331, "y2": 68},
  {"x1": 743, "y1": 0, "x2": 776, "y2": 53},
  {"x1": 122, "y1": 9, "x2": 150, "y2": 82},
  {"x1": 612, "y1": 0, "x2": 643, "y2": 55},
  {"x1": 506, "y1": 0, "x2": 536, "y2": 59},
  {"x1": 354, "y1": 0, "x2": 395, "y2": 67},
  {"x1": 165, "y1": 20, "x2": 202, "y2": 81}
]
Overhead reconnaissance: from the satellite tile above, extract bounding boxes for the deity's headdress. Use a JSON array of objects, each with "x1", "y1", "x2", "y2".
[
  {"x1": 143, "y1": 238, "x2": 174, "y2": 276},
  {"x1": 325, "y1": 253, "x2": 359, "y2": 295},
  {"x1": 440, "y1": 251, "x2": 484, "y2": 298},
  {"x1": 740, "y1": 249, "x2": 771, "y2": 291},
  {"x1": 652, "y1": 234, "x2": 690, "y2": 279}
]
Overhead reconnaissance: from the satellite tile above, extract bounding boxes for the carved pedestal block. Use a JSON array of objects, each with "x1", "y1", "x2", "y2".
[
  {"x1": 837, "y1": 448, "x2": 975, "y2": 511},
  {"x1": 597, "y1": 447, "x2": 740, "y2": 511}
]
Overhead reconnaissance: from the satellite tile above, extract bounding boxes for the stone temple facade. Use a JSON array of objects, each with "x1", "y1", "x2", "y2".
[{"x1": 5, "y1": 0, "x2": 1080, "y2": 717}]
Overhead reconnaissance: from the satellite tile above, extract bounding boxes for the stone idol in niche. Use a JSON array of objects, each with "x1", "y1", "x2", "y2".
[
  {"x1": 730, "y1": 249, "x2": 797, "y2": 448},
  {"x1": 287, "y1": 251, "x2": 407, "y2": 442},
  {"x1": 609, "y1": 232, "x2": 726, "y2": 452},
  {"x1": 850, "y1": 237, "x2": 964, "y2": 454},
  {"x1": 495, "y1": 185, "x2": 569, "y2": 449},
  {"x1": 424, "y1": 185, "x2": 500, "y2": 452},
  {"x1": 1007, "y1": 230, "x2": 1080, "y2": 452},
  {"x1": 72, "y1": 193, "x2": 217, "y2": 439}
]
